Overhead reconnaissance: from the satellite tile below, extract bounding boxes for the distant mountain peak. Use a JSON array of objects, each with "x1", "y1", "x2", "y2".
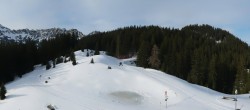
[
  {"x1": 0, "y1": 24, "x2": 11, "y2": 32},
  {"x1": 0, "y1": 24, "x2": 85, "y2": 42}
]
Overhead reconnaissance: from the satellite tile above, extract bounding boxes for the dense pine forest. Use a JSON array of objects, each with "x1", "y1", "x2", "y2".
[
  {"x1": 78, "y1": 24, "x2": 250, "y2": 94},
  {"x1": 0, "y1": 33, "x2": 77, "y2": 83},
  {"x1": 1, "y1": 24, "x2": 250, "y2": 94}
]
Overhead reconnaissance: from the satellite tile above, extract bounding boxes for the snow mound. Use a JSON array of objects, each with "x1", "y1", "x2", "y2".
[{"x1": 93, "y1": 55, "x2": 120, "y2": 65}]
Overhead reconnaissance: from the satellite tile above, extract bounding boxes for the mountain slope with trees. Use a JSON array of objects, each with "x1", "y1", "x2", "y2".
[
  {"x1": 0, "y1": 24, "x2": 249, "y2": 94},
  {"x1": 78, "y1": 24, "x2": 250, "y2": 94},
  {"x1": 0, "y1": 33, "x2": 78, "y2": 84}
]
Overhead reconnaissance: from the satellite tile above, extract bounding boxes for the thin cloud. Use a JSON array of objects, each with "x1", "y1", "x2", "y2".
[{"x1": 0, "y1": 0, "x2": 249, "y2": 43}]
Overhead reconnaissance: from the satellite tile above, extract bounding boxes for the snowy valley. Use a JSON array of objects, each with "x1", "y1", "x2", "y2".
[{"x1": 0, "y1": 50, "x2": 249, "y2": 110}]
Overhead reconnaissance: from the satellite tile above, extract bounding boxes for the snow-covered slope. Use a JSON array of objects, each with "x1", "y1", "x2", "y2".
[
  {"x1": 1, "y1": 50, "x2": 249, "y2": 110},
  {"x1": 0, "y1": 24, "x2": 84, "y2": 42}
]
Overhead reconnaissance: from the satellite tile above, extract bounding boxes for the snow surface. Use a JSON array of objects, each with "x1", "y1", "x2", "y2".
[
  {"x1": 216, "y1": 40, "x2": 222, "y2": 44},
  {"x1": 1, "y1": 50, "x2": 249, "y2": 110}
]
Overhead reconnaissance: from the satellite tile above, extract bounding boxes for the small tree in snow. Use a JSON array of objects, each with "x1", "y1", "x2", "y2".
[
  {"x1": 46, "y1": 61, "x2": 51, "y2": 70},
  {"x1": 108, "y1": 66, "x2": 112, "y2": 69},
  {"x1": 52, "y1": 59, "x2": 56, "y2": 68},
  {"x1": 47, "y1": 104, "x2": 55, "y2": 110},
  {"x1": 56, "y1": 57, "x2": 63, "y2": 64},
  {"x1": 70, "y1": 52, "x2": 77, "y2": 66},
  {"x1": 86, "y1": 52, "x2": 89, "y2": 57},
  {"x1": 90, "y1": 58, "x2": 94, "y2": 64},
  {"x1": 94, "y1": 50, "x2": 100, "y2": 55},
  {"x1": 0, "y1": 83, "x2": 7, "y2": 100}
]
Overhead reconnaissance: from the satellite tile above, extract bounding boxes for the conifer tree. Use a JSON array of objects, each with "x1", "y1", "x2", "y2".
[
  {"x1": 90, "y1": 58, "x2": 94, "y2": 64},
  {"x1": 86, "y1": 52, "x2": 89, "y2": 57},
  {"x1": 188, "y1": 49, "x2": 200, "y2": 84},
  {"x1": 149, "y1": 44, "x2": 161, "y2": 69},
  {"x1": 94, "y1": 43, "x2": 100, "y2": 55},
  {"x1": 246, "y1": 76, "x2": 250, "y2": 93},
  {"x1": 116, "y1": 35, "x2": 120, "y2": 58},
  {"x1": 94, "y1": 50, "x2": 100, "y2": 55},
  {"x1": 136, "y1": 41, "x2": 151, "y2": 68},
  {"x1": 70, "y1": 52, "x2": 77, "y2": 65},
  {"x1": 0, "y1": 84, "x2": 7, "y2": 100},
  {"x1": 234, "y1": 57, "x2": 248, "y2": 93},
  {"x1": 208, "y1": 55, "x2": 217, "y2": 89},
  {"x1": 52, "y1": 59, "x2": 56, "y2": 68},
  {"x1": 46, "y1": 61, "x2": 51, "y2": 70}
]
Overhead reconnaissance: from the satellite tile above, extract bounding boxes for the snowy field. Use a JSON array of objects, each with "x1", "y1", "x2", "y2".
[{"x1": 0, "y1": 50, "x2": 249, "y2": 110}]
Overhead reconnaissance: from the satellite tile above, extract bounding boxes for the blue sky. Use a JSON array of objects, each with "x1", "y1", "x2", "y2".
[{"x1": 0, "y1": 0, "x2": 249, "y2": 44}]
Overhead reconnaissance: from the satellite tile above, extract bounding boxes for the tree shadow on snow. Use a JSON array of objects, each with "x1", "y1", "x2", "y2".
[{"x1": 7, "y1": 94, "x2": 26, "y2": 99}]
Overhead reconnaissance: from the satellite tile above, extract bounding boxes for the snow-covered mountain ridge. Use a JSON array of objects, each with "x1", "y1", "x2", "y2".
[{"x1": 0, "y1": 24, "x2": 84, "y2": 42}]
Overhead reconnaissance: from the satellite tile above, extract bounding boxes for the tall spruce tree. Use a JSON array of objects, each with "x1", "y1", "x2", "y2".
[
  {"x1": 136, "y1": 41, "x2": 151, "y2": 68},
  {"x1": 208, "y1": 55, "x2": 217, "y2": 89},
  {"x1": 149, "y1": 44, "x2": 161, "y2": 69},
  {"x1": 116, "y1": 35, "x2": 120, "y2": 58},
  {"x1": 188, "y1": 49, "x2": 203, "y2": 84},
  {"x1": 234, "y1": 57, "x2": 248, "y2": 93}
]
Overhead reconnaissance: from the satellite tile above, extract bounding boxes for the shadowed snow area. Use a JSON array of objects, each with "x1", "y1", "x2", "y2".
[
  {"x1": 0, "y1": 49, "x2": 250, "y2": 110},
  {"x1": 110, "y1": 91, "x2": 143, "y2": 105}
]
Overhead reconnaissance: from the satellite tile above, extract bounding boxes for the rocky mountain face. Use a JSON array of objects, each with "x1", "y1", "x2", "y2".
[{"x1": 0, "y1": 24, "x2": 84, "y2": 42}]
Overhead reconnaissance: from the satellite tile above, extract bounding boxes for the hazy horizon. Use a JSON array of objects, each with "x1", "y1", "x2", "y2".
[{"x1": 0, "y1": 0, "x2": 249, "y2": 44}]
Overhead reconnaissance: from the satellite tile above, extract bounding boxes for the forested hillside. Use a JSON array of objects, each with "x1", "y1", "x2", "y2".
[
  {"x1": 78, "y1": 24, "x2": 250, "y2": 94},
  {"x1": 0, "y1": 33, "x2": 78, "y2": 84},
  {"x1": 1, "y1": 24, "x2": 249, "y2": 94}
]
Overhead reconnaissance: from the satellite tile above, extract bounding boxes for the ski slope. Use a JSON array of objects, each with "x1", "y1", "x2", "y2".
[{"x1": 0, "y1": 50, "x2": 249, "y2": 110}]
